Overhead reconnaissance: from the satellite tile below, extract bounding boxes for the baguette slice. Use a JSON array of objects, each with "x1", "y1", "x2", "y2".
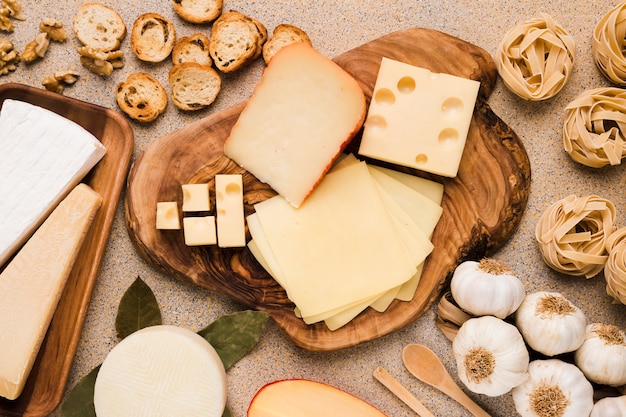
[
  {"x1": 169, "y1": 62, "x2": 221, "y2": 111},
  {"x1": 115, "y1": 72, "x2": 167, "y2": 123},
  {"x1": 223, "y1": 42, "x2": 366, "y2": 207},
  {"x1": 172, "y1": 33, "x2": 212, "y2": 66},
  {"x1": 73, "y1": 2, "x2": 126, "y2": 51},
  {"x1": 209, "y1": 10, "x2": 267, "y2": 73},
  {"x1": 172, "y1": 0, "x2": 222, "y2": 24},
  {"x1": 130, "y1": 13, "x2": 176, "y2": 63},
  {"x1": 262, "y1": 24, "x2": 311, "y2": 64}
]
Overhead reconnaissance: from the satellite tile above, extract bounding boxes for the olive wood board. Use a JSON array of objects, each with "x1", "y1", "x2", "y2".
[
  {"x1": 0, "y1": 83, "x2": 134, "y2": 416},
  {"x1": 125, "y1": 28, "x2": 531, "y2": 351}
]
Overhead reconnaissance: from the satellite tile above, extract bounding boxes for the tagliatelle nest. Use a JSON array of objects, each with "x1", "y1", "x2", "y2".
[
  {"x1": 535, "y1": 195, "x2": 616, "y2": 278},
  {"x1": 603, "y1": 227, "x2": 626, "y2": 304},
  {"x1": 496, "y1": 13, "x2": 575, "y2": 101},
  {"x1": 593, "y1": 2, "x2": 626, "y2": 85},
  {"x1": 563, "y1": 87, "x2": 626, "y2": 168}
]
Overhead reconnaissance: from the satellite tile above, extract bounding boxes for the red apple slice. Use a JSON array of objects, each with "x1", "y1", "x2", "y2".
[{"x1": 247, "y1": 379, "x2": 389, "y2": 417}]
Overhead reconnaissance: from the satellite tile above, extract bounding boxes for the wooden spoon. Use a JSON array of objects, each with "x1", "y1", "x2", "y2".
[{"x1": 402, "y1": 344, "x2": 491, "y2": 417}]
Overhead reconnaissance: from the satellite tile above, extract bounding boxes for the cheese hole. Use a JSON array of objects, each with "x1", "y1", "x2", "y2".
[
  {"x1": 441, "y1": 97, "x2": 464, "y2": 119},
  {"x1": 397, "y1": 76, "x2": 415, "y2": 94},
  {"x1": 224, "y1": 182, "x2": 241, "y2": 196},
  {"x1": 374, "y1": 88, "x2": 395, "y2": 105},
  {"x1": 365, "y1": 115, "x2": 387, "y2": 133},
  {"x1": 438, "y1": 127, "x2": 459, "y2": 144},
  {"x1": 415, "y1": 154, "x2": 428, "y2": 164}
]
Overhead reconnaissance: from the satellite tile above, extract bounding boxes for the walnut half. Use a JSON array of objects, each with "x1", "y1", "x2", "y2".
[
  {"x1": 78, "y1": 46, "x2": 124, "y2": 76},
  {"x1": 40, "y1": 18, "x2": 67, "y2": 42},
  {"x1": 42, "y1": 69, "x2": 80, "y2": 93},
  {"x1": 21, "y1": 32, "x2": 49, "y2": 63}
]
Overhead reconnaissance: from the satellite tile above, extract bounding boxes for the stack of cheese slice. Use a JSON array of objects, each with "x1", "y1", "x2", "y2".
[
  {"x1": 0, "y1": 183, "x2": 102, "y2": 400},
  {"x1": 247, "y1": 154, "x2": 443, "y2": 330}
]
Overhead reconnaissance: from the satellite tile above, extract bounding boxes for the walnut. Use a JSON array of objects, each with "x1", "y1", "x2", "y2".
[
  {"x1": 21, "y1": 32, "x2": 49, "y2": 63},
  {"x1": 1, "y1": 0, "x2": 24, "y2": 20},
  {"x1": 77, "y1": 46, "x2": 124, "y2": 75},
  {"x1": 40, "y1": 18, "x2": 67, "y2": 42},
  {"x1": 0, "y1": 38, "x2": 18, "y2": 75},
  {"x1": 0, "y1": 9, "x2": 13, "y2": 32},
  {"x1": 42, "y1": 69, "x2": 80, "y2": 93}
]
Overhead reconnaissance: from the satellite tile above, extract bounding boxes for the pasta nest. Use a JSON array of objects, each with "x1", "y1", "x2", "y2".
[
  {"x1": 496, "y1": 13, "x2": 575, "y2": 101},
  {"x1": 604, "y1": 227, "x2": 626, "y2": 305},
  {"x1": 593, "y1": 2, "x2": 626, "y2": 85}
]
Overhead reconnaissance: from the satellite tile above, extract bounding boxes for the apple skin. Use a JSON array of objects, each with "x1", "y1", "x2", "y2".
[{"x1": 247, "y1": 379, "x2": 389, "y2": 417}]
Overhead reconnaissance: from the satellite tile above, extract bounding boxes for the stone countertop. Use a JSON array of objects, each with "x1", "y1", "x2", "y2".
[{"x1": 2, "y1": 0, "x2": 626, "y2": 416}]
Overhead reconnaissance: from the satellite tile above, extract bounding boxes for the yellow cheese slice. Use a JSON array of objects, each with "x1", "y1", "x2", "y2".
[
  {"x1": 0, "y1": 183, "x2": 102, "y2": 400},
  {"x1": 253, "y1": 161, "x2": 416, "y2": 318}
]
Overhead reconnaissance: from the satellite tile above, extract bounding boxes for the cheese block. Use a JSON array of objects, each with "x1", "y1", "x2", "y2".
[
  {"x1": 156, "y1": 201, "x2": 181, "y2": 230},
  {"x1": 182, "y1": 183, "x2": 210, "y2": 212},
  {"x1": 94, "y1": 325, "x2": 227, "y2": 417},
  {"x1": 0, "y1": 183, "x2": 102, "y2": 400},
  {"x1": 215, "y1": 174, "x2": 246, "y2": 247},
  {"x1": 224, "y1": 42, "x2": 366, "y2": 208},
  {"x1": 251, "y1": 161, "x2": 421, "y2": 318},
  {"x1": 0, "y1": 99, "x2": 106, "y2": 267},
  {"x1": 183, "y1": 216, "x2": 217, "y2": 246},
  {"x1": 358, "y1": 57, "x2": 480, "y2": 177}
]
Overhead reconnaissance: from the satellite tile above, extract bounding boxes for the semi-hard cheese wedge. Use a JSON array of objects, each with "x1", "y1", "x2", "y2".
[
  {"x1": 358, "y1": 57, "x2": 480, "y2": 178},
  {"x1": 215, "y1": 174, "x2": 246, "y2": 247},
  {"x1": 0, "y1": 99, "x2": 106, "y2": 267},
  {"x1": 94, "y1": 325, "x2": 227, "y2": 417},
  {"x1": 0, "y1": 183, "x2": 102, "y2": 400},
  {"x1": 224, "y1": 42, "x2": 366, "y2": 208}
]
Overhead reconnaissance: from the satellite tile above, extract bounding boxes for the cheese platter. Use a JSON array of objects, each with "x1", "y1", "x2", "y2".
[
  {"x1": 0, "y1": 83, "x2": 134, "y2": 417},
  {"x1": 125, "y1": 28, "x2": 531, "y2": 351}
]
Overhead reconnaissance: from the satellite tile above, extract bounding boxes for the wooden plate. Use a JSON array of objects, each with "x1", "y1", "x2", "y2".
[
  {"x1": 125, "y1": 28, "x2": 531, "y2": 351},
  {"x1": 0, "y1": 83, "x2": 134, "y2": 416}
]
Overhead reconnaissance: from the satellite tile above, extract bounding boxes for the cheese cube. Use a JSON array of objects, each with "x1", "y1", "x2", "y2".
[
  {"x1": 156, "y1": 202, "x2": 180, "y2": 230},
  {"x1": 183, "y1": 216, "x2": 217, "y2": 246},
  {"x1": 224, "y1": 42, "x2": 366, "y2": 208},
  {"x1": 0, "y1": 183, "x2": 102, "y2": 400},
  {"x1": 0, "y1": 99, "x2": 106, "y2": 267},
  {"x1": 215, "y1": 174, "x2": 245, "y2": 248},
  {"x1": 358, "y1": 58, "x2": 480, "y2": 177},
  {"x1": 182, "y1": 183, "x2": 210, "y2": 212}
]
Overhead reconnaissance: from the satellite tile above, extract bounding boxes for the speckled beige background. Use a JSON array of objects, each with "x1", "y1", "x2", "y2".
[{"x1": 2, "y1": 0, "x2": 626, "y2": 416}]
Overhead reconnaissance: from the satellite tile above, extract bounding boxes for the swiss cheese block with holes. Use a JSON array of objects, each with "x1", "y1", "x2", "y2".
[{"x1": 358, "y1": 57, "x2": 480, "y2": 178}]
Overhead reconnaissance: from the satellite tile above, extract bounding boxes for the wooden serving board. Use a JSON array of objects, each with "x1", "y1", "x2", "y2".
[
  {"x1": 0, "y1": 83, "x2": 134, "y2": 416},
  {"x1": 125, "y1": 28, "x2": 531, "y2": 351}
]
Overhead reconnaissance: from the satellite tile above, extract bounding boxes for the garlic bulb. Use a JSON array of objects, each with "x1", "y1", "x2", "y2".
[
  {"x1": 515, "y1": 291, "x2": 586, "y2": 356},
  {"x1": 450, "y1": 258, "x2": 526, "y2": 319},
  {"x1": 512, "y1": 359, "x2": 593, "y2": 417},
  {"x1": 574, "y1": 323, "x2": 626, "y2": 386},
  {"x1": 590, "y1": 396, "x2": 626, "y2": 417},
  {"x1": 452, "y1": 315, "x2": 529, "y2": 397}
]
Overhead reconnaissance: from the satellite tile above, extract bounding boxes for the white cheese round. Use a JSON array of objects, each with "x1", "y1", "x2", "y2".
[{"x1": 94, "y1": 325, "x2": 227, "y2": 417}]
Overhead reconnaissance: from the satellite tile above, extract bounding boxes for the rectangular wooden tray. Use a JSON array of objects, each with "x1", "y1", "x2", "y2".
[{"x1": 0, "y1": 83, "x2": 134, "y2": 417}]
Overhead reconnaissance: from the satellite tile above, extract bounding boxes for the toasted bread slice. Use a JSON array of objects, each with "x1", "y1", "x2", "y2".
[
  {"x1": 209, "y1": 10, "x2": 267, "y2": 73},
  {"x1": 172, "y1": 33, "x2": 212, "y2": 66},
  {"x1": 169, "y1": 62, "x2": 221, "y2": 111},
  {"x1": 115, "y1": 72, "x2": 167, "y2": 123},
  {"x1": 73, "y1": 2, "x2": 126, "y2": 52},
  {"x1": 130, "y1": 13, "x2": 176, "y2": 63},
  {"x1": 172, "y1": 0, "x2": 222, "y2": 24},
  {"x1": 263, "y1": 24, "x2": 311, "y2": 64}
]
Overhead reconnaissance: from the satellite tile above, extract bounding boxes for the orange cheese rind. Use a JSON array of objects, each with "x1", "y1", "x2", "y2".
[
  {"x1": 563, "y1": 87, "x2": 626, "y2": 168},
  {"x1": 535, "y1": 194, "x2": 616, "y2": 278},
  {"x1": 496, "y1": 13, "x2": 575, "y2": 101}
]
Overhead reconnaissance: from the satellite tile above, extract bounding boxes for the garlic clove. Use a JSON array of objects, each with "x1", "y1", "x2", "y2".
[
  {"x1": 575, "y1": 323, "x2": 626, "y2": 386},
  {"x1": 590, "y1": 395, "x2": 626, "y2": 417},
  {"x1": 452, "y1": 315, "x2": 529, "y2": 397}
]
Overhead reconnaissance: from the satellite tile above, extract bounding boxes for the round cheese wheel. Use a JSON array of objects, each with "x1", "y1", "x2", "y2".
[{"x1": 94, "y1": 325, "x2": 227, "y2": 417}]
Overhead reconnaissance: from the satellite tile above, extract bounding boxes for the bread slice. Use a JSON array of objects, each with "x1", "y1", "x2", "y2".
[
  {"x1": 209, "y1": 10, "x2": 267, "y2": 73},
  {"x1": 130, "y1": 13, "x2": 176, "y2": 63},
  {"x1": 169, "y1": 62, "x2": 221, "y2": 111},
  {"x1": 115, "y1": 72, "x2": 167, "y2": 123},
  {"x1": 172, "y1": 33, "x2": 212, "y2": 66},
  {"x1": 172, "y1": 0, "x2": 222, "y2": 24},
  {"x1": 262, "y1": 24, "x2": 311, "y2": 64},
  {"x1": 72, "y1": 2, "x2": 126, "y2": 51},
  {"x1": 223, "y1": 42, "x2": 366, "y2": 207}
]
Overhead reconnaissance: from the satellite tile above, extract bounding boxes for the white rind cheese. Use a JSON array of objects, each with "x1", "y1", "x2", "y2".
[
  {"x1": 0, "y1": 183, "x2": 102, "y2": 400},
  {"x1": 94, "y1": 325, "x2": 227, "y2": 417},
  {"x1": 0, "y1": 99, "x2": 106, "y2": 267},
  {"x1": 224, "y1": 42, "x2": 366, "y2": 208}
]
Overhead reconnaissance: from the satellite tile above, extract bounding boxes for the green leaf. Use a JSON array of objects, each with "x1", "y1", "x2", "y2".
[
  {"x1": 222, "y1": 405, "x2": 234, "y2": 417},
  {"x1": 115, "y1": 276, "x2": 162, "y2": 339},
  {"x1": 59, "y1": 365, "x2": 99, "y2": 417},
  {"x1": 198, "y1": 310, "x2": 270, "y2": 370}
]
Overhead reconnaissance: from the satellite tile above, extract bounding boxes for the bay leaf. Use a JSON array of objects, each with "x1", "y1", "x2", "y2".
[
  {"x1": 115, "y1": 276, "x2": 162, "y2": 339},
  {"x1": 222, "y1": 405, "x2": 234, "y2": 417},
  {"x1": 59, "y1": 365, "x2": 99, "y2": 417},
  {"x1": 198, "y1": 310, "x2": 270, "y2": 370}
]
